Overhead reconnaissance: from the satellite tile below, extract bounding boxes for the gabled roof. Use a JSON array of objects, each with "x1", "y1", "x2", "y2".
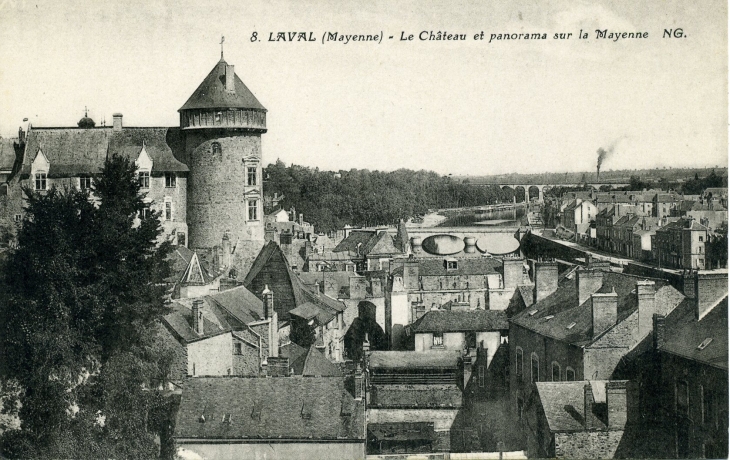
[
  {"x1": 510, "y1": 270, "x2": 683, "y2": 347},
  {"x1": 0, "y1": 138, "x2": 18, "y2": 172},
  {"x1": 660, "y1": 297, "x2": 728, "y2": 370},
  {"x1": 244, "y1": 241, "x2": 346, "y2": 317},
  {"x1": 368, "y1": 350, "x2": 460, "y2": 370},
  {"x1": 179, "y1": 58, "x2": 267, "y2": 112},
  {"x1": 363, "y1": 231, "x2": 402, "y2": 257},
  {"x1": 410, "y1": 310, "x2": 508, "y2": 333},
  {"x1": 173, "y1": 377, "x2": 364, "y2": 441},
  {"x1": 332, "y1": 230, "x2": 376, "y2": 254},
  {"x1": 289, "y1": 301, "x2": 335, "y2": 325},
  {"x1": 161, "y1": 300, "x2": 240, "y2": 343},
  {"x1": 208, "y1": 285, "x2": 265, "y2": 324}
]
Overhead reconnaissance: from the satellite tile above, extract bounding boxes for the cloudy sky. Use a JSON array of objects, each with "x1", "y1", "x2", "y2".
[{"x1": 0, "y1": 0, "x2": 726, "y2": 175}]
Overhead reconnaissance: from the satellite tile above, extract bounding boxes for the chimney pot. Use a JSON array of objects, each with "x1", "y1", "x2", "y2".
[
  {"x1": 636, "y1": 280, "x2": 656, "y2": 339},
  {"x1": 192, "y1": 299, "x2": 204, "y2": 335},
  {"x1": 112, "y1": 113, "x2": 123, "y2": 132},
  {"x1": 591, "y1": 291, "x2": 618, "y2": 338},
  {"x1": 534, "y1": 261, "x2": 559, "y2": 303},
  {"x1": 225, "y1": 65, "x2": 235, "y2": 93}
]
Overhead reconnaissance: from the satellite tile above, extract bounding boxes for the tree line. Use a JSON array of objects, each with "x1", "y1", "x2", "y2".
[{"x1": 264, "y1": 160, "x2": 514, "y2": 232}]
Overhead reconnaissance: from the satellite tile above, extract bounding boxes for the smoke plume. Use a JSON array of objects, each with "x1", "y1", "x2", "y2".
[{"x1": 596, "y1": 137, "x2": 625, "y2": 179}]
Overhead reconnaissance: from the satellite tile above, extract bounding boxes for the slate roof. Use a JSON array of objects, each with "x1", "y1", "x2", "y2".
[
  {"x1": 368, "y1": 351, "x2": 461, "y2": 370},
  {"x1": 660, "y1": 297, "x2": 728, "y2": 370},
  {"x1": 292, "y1": 345, "x2": 343, "y2": 377},
  {"x1": 179, "y1": 58, "x2": 267, "y2": 112},
  {"x1": 173, "y1": 377, "x2": 364, "y2": 441},
  {"x1": 410, "y1": 310, "x2": 508, "y2": 333},
  {"x1": 0, "y1": 138, "x2": 18, "y2": 172},
  {"x1": 22, "y1": 127, "x2": 188, "y2": 178},
  {"x1": 415, "y1": 257, "x2": 501, "y2": 276},
  {"x1": 162, "y1": 286, "x2": 266, "y2": 344},
  {"x1": 510, "y1": 270, "x2": 683, "y2": 347},
  {"x1": 363, "y1": 231, "x2": 402, "y2": 256},
  {"x1": 208, "y1": 285, "x2": 265, "y2": 324},
  {"x1": 535, "y1": 381, "x2": 616, "y2": 432},
  {"x1": 333, "y1": 230, "x2": 377, "y2": 254},
  {"x1": 289, "y1": 301, "x2": 335, "y2": 325},
  {"x1": 369, "y1": 384, "x2": 462, "y2": 408}
]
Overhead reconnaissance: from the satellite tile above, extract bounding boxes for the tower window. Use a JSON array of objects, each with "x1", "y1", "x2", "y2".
[
  {"x1": 212, "y1": 142, "x2": 222, "y2": 155},
  {"x1": 138, "y1": 171, "x2": 150, "y2": 189},
  {"x1": 165, "y1": 173, "x2": 176, "y2": 188},
  {"x1": 248, "y1": 200, "x2": 258, "y2": 221},
  {"x1": 35, "y1": 173, "x2": 47, "y2": 191},
  {"x1": 165, "y1": 201, "x2": 172, "y2": 221},
  {"x1": 215, "y1": 112, "x2": 222, "y2": 123},
  {"x1": 247, "y1": 167, "x2": 257, "y2": 186}
]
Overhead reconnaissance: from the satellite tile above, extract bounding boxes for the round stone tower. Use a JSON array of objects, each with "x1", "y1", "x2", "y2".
[{"x1": 179, "y1": 56, "x2": 267, "y2": 250}]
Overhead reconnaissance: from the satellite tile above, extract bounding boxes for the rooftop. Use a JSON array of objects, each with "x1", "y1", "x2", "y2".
[
  {"x1": 410, "y1": 309, "x2": 508, "y2": 333},
  {"x1": 179, "y1": 58, "x2": 267, "y2": 112},
  {"x1": 173, "y1": 377, "x2": 364, "y2": 441},
  {"x1": 368, "y1": 350, "x2": 461, "y2": 370}
]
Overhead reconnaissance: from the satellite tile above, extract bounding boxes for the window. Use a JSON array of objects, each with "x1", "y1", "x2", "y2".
[
  {"x1": 446, "y1": 259, "x2": 458, "y2": 270},
  {"x1": 138, "y1": 171, "x2": 150, "y2": 189},
  {"x1": 13, "y1": 214, "x2": 21, "y2": 223},
  {"x1": 517, "y1": 397, "x2": 524, "y2": 420},
  {"x1": 215, "y1": 112, "x2": 222, "y2": 123},
  {"x1": 699, "y1": 236, "x2": 704, "y2": 242},
  {"x1": 212, "y1": 142, "x2": 222, "y2": 155},
  {"x1": 234, "y1": 342, "x2": 242, "y2": 355},
  {"x1": 565, "y1": 367, "x2": 576, "y2": 381},
  {"x1": 531, "y1": 353, "x2": 539, "y2": 383},
  {"x1": 479, "y1": 365, "x2": 485, "y2": 388},
  {"x1": 141, "y1": 205, "x2": 151, "y2": 220},
  {"x1": 165, "y1": 201, "x2": 172, "y2": 221},
  {"x1": 248, "y1": 199, "x2": 258, "y2": 221},
  {"x1": 466, "y1": 331, "x2": 477, "y2": 349},
  {"x1": 35, "y1": 173, "x2": 47, "y2": 191},
  {"x1": 702, "y1": 387, "x2": 715, "y2": 425},
  {"x1": 79, "y1": 175, "x2": 92, "y2": 190},
  {"x1": 247, "y1": 166, "x2": 257, "y2": 186},
  {"x1": 676, "y1": 380, "x2": 689, "y2": 416},
  {"x1": 516, "y1": 348, "x2": 523, "y2": 379},
  {"x1": 432, "y1": 332, "x2": 443, "y2": 347},
  {"x1": 177, "y1": 232, "x2": 186, "y2": 247},
  {"x1": 165, "y1": 173, "x2": 176, "y2": 188},
  {"x1": 552, "y1": 362, "x2": 561, "y2": 381}
]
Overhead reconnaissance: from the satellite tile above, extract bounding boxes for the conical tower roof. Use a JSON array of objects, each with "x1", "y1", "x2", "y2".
[{"x1": 179, "y1": 58, "x2": 266, "y2": 112}]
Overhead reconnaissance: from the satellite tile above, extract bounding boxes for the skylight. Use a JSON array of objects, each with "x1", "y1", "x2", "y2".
[
  {"x1": 567, "y1": 322, "x2": 576, "y2": 329},
  {"x1": 528, "y1": 309, "x2": 538, "y2": 316},
  {"x1": 697, "y1": 338, "x2": 713, "y2": 350},
  {"x1": 543, "y1": 315, "x2": 554, "y2": 321}
]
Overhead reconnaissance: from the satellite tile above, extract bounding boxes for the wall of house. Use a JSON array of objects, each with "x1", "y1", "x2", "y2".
[
  {"x1": 487, "y1": 288, "x2": 513, "y2": 310},
  {"x1": 147, "y1": 174, "x2": 188, "y2": 245},
  {"x1": 554, "y1": 431, "x2": 624, "y2": 459},
  {"x1": 231, "y1": 332, "x2": 260, "y2": 376},
  {"x1": 180, "y1": 279, "x2": 219, "y2": 299},
  {"x1": 321, "y1": 312, "x2": 344, "y2": 361},
  {"x1": 187, "y1": 333, "x2": 233, "y2": 376},
  {"x1": 177, "y1": 441, "x2": 365, "y2": 460},
  {"x1": 476, "y1": 331, "x2": 501, "y2": 362},
  {"x1": 658, "y1": 352, "x2": 729, "y2": 459},
  {"x1": 408, "y1": 290, "x2": 487, "y2": 311}
]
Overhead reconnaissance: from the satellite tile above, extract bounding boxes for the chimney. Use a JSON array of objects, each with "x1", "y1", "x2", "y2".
[
  {"x1": 502, "y1": 258, "x2": 524, "y2": 289},
  {"x1": 462, "y1": 354, "x2": 473, "y2": 389},
  {"x1": 577, "y1": 269, "x2": 604, "y2": 305},
  {"x1": 221, "y1": 232, "x2": 231, "y2": 268},
  {"x1": 534, "y1": 261, "x2": 559, "y2": 303},
  {"x1": 636, "y1": 280, "x2": 656, "y2": 339},
  {"x1": 363, "y1": 332, "x2": 371, "y2": 354},
  {"x1": 591, "y1": 290, "x2": 618, "y2": 338},
  {"x1": 606, "y1": 380, "x2": 628, "y2": 429},
  {"x1": 112, "y1": 113, "x2": 123, "y2": 132},
  {"x1": 695, "y1": 271, "x2": 727, "y2": 320},
  {"x1": 192, "y1": 299, "x2": 204, "y2": 335},
  {"x1": 262, "y1": 285, "x2": 274, "y2": 319},
  {"x1": 584, "y1": 382, "x2": 595, "y2": 430},
  {"x1": 17, "y1": 126, "x2": 25, "y2": 145},
  {"x1": 354, "y1": 364, "x2": 364, "y2": 401},
  {"x1": 225, "y1": 64, "x2": 235, "y2": 93},
  {"x1": 268, "y1": 310, "x2": 279, "y2": 358},
  {"x1": 402, "y1": 258, "x2": 420, "y2": 290},
  {"x1": 652, "y1": 314, "x2": 665, "y2": 350}
]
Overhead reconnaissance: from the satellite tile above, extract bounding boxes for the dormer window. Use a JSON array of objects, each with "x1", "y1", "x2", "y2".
[
  {"x1": 165, "y1": 173, "x2": 176, "y2": 188},
  {"x1": 445, "y1": 258, "x2": 458, "y2": 270},
  {"x1": 212, "y1": 142, "x2": 222, "y2": 155},
  {"x1": 138, "y1": 171, "x2": 150, "y2": 189},
  {"x1": 35, "y1": 173, "x2": 47, "y2": 191},
  {"x1": 79, "y1": 175, "x2": 92, "y2": 190}
]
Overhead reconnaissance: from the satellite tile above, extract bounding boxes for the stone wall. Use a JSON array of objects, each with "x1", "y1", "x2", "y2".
[{"x1": 554, "y1": 430, "x2": 624, "y2": 459}]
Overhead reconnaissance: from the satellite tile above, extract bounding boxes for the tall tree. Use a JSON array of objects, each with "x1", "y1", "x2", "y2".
[{"x1": 0, "y1": 154, "x2": 172, "y2": 458}]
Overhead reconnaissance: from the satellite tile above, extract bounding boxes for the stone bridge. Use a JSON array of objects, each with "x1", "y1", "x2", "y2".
[{"x1": 480, "y1": 183, "x2": 631, "y2": 203}]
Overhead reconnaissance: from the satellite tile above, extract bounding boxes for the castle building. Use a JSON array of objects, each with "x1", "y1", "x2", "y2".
[{"x1": 3, "y1": 54, "x2": 267, "y2": 270}]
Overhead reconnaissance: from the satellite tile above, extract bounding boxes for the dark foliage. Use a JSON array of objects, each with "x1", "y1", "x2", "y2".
[
  {"x1": 264, "y1": 160, "x2": 513, "y2": 232},
  {"x1": 0, "y1": 154, "x2": 173, "y2": 458}
]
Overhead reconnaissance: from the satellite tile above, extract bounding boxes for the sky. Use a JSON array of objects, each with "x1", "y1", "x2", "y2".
[{"x1": 0, "y1": 0, "x2": 727, "y2": 176}]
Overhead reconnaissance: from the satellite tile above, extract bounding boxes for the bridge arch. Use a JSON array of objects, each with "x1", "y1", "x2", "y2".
[
  {"x1": 528, "y1": 185, "x2": 541, "y2": 202},
  {"x1": 514, "y1": 186, "x2": 526, "y2": 203}
]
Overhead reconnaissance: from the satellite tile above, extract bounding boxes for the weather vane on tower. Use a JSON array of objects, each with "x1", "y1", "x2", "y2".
[{"x1": 220, "y1": 35, "x2": 225, "y2": 59}]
